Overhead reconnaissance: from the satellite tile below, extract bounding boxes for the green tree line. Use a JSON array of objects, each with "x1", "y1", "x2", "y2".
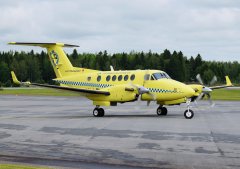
[{"x1": 0, "y1": 49, "x2": 239, "y2": 87}]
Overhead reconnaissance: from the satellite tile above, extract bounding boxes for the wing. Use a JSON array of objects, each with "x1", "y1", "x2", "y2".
[
  {"x1": 31, "y1": 83, "x2": 110, "y2": 95},
  {"x1": 11, "y1": 71, "x2": 110, "y2": 95},
  {"x1": 210, "y1": 76, "x2": 233, "y2": 90}
]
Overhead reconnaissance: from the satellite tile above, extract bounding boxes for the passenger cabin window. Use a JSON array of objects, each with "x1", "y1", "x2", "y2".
[
  {"x1": 118, "y1": 75, "x2": 123, "y2": 81},
  {"x1": 97, "y1": 75, "x2": 101, "y2": 82},
  {"x1": 87, "y1": 76, "x2": 91, "y2": 81},
  {"x1": 106, "y1": 75, "x2": 111, "y2": 81},
  {"x1": 124, "y1": 75, "x2": 129, "y2": 81},
  {"x1": 112, "y1": 75, "x2": 116, "y2": 81},
  {"x1": 130, "y1": 74, "x2": 135, "y2": 81}
]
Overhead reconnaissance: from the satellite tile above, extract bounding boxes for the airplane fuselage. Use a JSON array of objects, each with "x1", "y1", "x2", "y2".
[{"x1": 54, "y1": 69, "x2": 195, "y2": 106}]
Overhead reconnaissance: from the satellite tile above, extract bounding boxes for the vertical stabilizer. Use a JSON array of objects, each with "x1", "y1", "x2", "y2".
[{"x1": 8, "y1": 42, "x2": 79, "y2": 78}]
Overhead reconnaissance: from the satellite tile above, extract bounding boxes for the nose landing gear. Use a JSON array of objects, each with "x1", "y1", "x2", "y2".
[
  {"x1": 184, "y1": 99, "x2": 194, "y2": 119},
  {"x1": 93, "y1": 106, "x2": 105, "y2": 117}
]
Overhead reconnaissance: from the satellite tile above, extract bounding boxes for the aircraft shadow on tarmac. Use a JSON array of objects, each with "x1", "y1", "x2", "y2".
[{"x1": 35, "y1": 114, "x2": 183, "y2": 119}]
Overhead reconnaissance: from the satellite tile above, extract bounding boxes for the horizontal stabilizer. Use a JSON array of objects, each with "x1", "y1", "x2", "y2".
[{"x1": 8, "y1": 42, "x2": 79, "y2": 48}]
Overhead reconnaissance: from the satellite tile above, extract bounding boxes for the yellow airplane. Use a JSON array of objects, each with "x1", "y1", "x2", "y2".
[{"x1": 9, "y1": 42, "x2": 233, "y2": 119}]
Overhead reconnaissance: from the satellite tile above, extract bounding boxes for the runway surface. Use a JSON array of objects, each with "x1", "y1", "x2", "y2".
[{"x1": 0, "y1": 95, "x2": 240, "y2": 169}]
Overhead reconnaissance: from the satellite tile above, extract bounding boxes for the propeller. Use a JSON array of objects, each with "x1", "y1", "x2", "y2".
[
  {"x1": 130, "y1": 70, "x2": 157, "y2": 106},
  {"x1": 130, "y1": 84, "x2": 156, "y2": 101},
  {"x1": 195, "y1": 74, "x2": 216, "y2": 107}
]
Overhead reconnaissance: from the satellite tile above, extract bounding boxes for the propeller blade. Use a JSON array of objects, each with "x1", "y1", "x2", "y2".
[
  {"x1": 210, "y1": 75, "x2": 217, "y2": 86},
  {"x1": 206, "y1": 93, "x2": 215, "y2": 107},
  {"x1": 196, "y1": 92, "x2": 204, "y2": 102},
  {"x1": 201, "y1": 93, "x2": 206, "y2": 100},
  {"x1": 146, "y1": 92, "x2": 156, "y2": 106},
  {"x1": 149, "y1": 92, "x2": 156, "y2": 100},
  {"x1": 196, "y1": 74, "x2": 204, "y2": 85}
]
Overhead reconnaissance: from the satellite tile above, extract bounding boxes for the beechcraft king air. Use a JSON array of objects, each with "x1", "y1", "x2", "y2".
[{"x1": 9, "y1": 42, "x2": 233, "y2": 119}]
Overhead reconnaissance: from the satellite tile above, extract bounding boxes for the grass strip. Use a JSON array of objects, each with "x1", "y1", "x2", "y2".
[{"x1": 0, "y1": 163, "x2": 51, "y2": 169}]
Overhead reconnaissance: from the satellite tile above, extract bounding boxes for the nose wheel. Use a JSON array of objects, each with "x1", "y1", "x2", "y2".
[
  {"x1": 184, "y1": 109, "x2": 194, "y2": 119},
  {"x1": 184, "y1": 99, "x2": 194, "y2": 119},
  {"x1": 93, "y1": 106, "x2": 105, "y2": 117},
  {"x1": 156, "y1": 106, "x2": 168, "y2": 116}
]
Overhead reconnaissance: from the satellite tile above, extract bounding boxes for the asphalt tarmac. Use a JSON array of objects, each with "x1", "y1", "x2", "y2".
[{"x1": 0, "y1": 95, "x2": 240, "y2": 169}]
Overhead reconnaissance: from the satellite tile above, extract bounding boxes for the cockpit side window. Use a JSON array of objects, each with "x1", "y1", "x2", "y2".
[
  {"x1": 163, "y1": 72, "x2": 171, "y2": 79},
  {"x1": 152, "y1": 73, "x2": 161, "y2": 80},
  {"x1": 152, "y1": 72, "x2": 171, "y2": 80}
]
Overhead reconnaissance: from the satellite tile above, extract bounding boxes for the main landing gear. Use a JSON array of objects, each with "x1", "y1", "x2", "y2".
[
  {"x1": 156, "y1": 106, "x2": 168, "y2": 116},
  {"x1": 93, "y1": 106, "x2": 105, "y2": 117}
]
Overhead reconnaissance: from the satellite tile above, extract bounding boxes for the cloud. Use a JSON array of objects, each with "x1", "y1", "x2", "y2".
[{"x1": 1, "y1": 0, "x2": 240, "y2": 61}]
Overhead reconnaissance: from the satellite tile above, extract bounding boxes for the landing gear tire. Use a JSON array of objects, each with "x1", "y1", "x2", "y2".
[
  {"x1": 93, "y1": 108, "x2": 105, "y2": 117},
  {"x1": 93, "y1": 108, "x2": 99, "y2": 117},
  {"x1": 156, "y1": 107, "x2": 168, "y2": 116},
  {"x1": 161, "y1": 107, "x2": 167, "y2": 115},
  {"x1": 184, "y1": 109, "x2": 194, "y2": 119},
  {"x1": 98, "y1": 108, "x2": 105, "y2": 117}
]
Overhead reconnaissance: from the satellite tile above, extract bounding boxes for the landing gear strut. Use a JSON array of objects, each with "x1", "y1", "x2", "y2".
[
  {"x1": 156, "y1": 106, "x2": 168, "y2": 116},
  {"x1": 93, "y1": 106, "x2": 105, "y2": 117},
  {"x1": 184, "y1": 99, "x2": 194, "y2": 119}
]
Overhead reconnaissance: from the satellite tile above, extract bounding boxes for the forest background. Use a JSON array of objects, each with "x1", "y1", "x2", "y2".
[{"x1": 0, "y1": 49, "x2": 239, "y2": 86}]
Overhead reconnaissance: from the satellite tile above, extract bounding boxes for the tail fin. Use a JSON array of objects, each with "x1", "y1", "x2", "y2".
[
  {"x1": 225, "y1": 76, "x2": 233, "y2": 86},
  {"x1": 11, "y1": 71, "x2": 20, "y2": 85},
  {"x1": 8, "y1": 42, "x2": 79, "y2": 78}
]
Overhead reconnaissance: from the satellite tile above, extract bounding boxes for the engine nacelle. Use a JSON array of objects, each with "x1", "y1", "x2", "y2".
[{"x1": 107, "y1": 84, "x2": 137, "y2": 102}]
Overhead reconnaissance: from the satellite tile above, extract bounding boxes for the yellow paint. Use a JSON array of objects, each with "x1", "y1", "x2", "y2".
[
  {"x1": 9, "y1": 42, "x2": 210, "y2": 107},
  {"x1": 158, "y1": 98, "x2": 187, "y2": 105},
  {"x1": 11, "y1": 71, "x2": 20, "y2": 85},
  {"x1": 225, "y1": 76, "x2": 232, "y2": 86}
]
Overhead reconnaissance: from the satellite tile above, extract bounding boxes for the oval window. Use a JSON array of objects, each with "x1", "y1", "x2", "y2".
[
  {"x1": 130, "y1": 74, "x2": 135, "y2": 81},
  {"x1": 106, "y1": 75, "x2": 111, "y2": 81},
  {"x1": 97, "y1": 75, "x2": 101, "y2": 82},
  {"x1": 112, "y1": 75, "x2": 116, "y2": 81},
  {"x1": 124, "y1": 75, "x2": 129, "y2": 81},
  {"x1": 118, "y1": 75, "x2": 123, "y2": 81}
]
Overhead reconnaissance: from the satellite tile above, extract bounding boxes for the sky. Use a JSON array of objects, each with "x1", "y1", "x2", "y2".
[{"x1": 1, "y1": 0, "x2": 240, "y2": 61}]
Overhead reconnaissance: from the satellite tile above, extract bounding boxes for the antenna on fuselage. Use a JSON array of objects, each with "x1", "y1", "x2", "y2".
[{"x1": 110, "y1": 65, "x2": 114, "y2": 71}]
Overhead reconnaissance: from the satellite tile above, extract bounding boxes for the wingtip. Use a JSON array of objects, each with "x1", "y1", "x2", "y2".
[
  {"x1": 8, "y1": 42, "x2": 16, "y2": 45},
  {"x1": 225, "y1": 75, "x2": 233, "y2": 86},
  {"x1": 11, "y1": 71, "x2": 20, "y2": 85}
]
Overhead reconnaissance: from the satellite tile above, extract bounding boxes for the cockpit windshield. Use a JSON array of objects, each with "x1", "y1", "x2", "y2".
[{"x1": 152, "y1": 72, "x2": 171, "y2": 80}]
